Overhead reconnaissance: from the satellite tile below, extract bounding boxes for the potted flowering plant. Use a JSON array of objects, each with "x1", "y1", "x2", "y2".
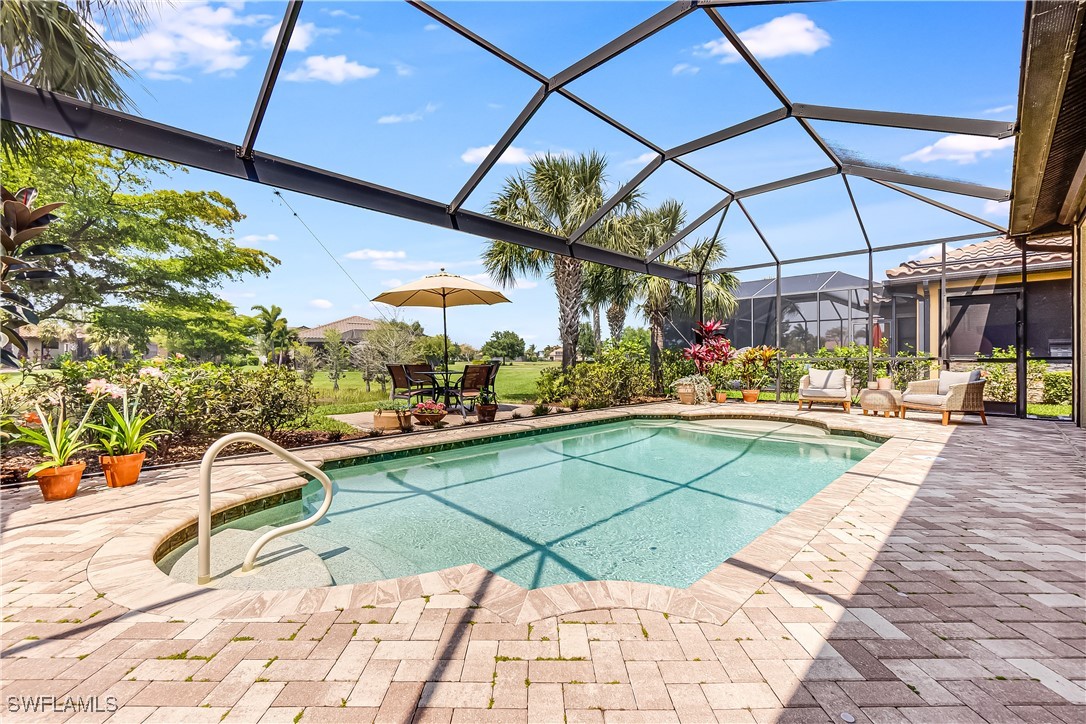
[
  {"x1": 88, "y1": 374, "x2": 170, "y2": 488},
  {"x1": 412, "y1": 400, "x2": 447, "y2": 426},
  {"x1": 735, "y1": 345, "x2": 778, "y2": 403},
  {"x1": 475, "y1": 389, "x2": 499, "y2": 423},
  {"x1": 373, "y1": 400, "x2": 412, "y2": 432},
  {"x1": 682, "y1": 320, "x2": 738, "y2": 403},
  {"x1": 13, "y1": 380, "x2": 109, "y2": 500},
  {"x1": 671, "y1": 375, "x2": 712, "y2": 404}
]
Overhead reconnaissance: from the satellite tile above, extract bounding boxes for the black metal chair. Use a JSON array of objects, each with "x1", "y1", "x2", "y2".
[
  {"x1": 447, "y1": 364, "x2": 492, "y2": 414},
  {"x1": 485, "y1": 360, "x2": 501, "y2": 397},
  {"x1": 388, "y1": 364, "x2": 435, "y2": 403}
]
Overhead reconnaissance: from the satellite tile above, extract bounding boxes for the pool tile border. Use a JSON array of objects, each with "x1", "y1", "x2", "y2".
[{"x1": 85, "y1": 404, "x2": 946, "y2": 626}]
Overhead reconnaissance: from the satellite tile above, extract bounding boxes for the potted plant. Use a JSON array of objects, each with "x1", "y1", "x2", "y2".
[
  {"x1": 735, "y1": 346, "x2": 778, "y2": 403},
  {"x1": 412, "y1": 400, "x2": 447, "y2": 426},
  {"x1": 89, "y1": 389, "x2": 170, "y2": 488},
  {"x1": 373, "y1": 400, "x2": 412, "y2": 432},
  {"x1": 14, "y1": 404, "x2": 99, "y2": 501},
  {"x1": 683, "y1": 320, "x2": 737, "y2": 404},
  {"x1": 672, "y1": 375, "x2": 712, "y2": 405},
  {"x1": 475, "y1": 390, "x2": 499, "y2": 423}
]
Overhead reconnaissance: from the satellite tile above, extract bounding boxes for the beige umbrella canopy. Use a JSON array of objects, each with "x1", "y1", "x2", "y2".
[{"x1": 372, "y1": 269, "x2": 510, "y2": 368}]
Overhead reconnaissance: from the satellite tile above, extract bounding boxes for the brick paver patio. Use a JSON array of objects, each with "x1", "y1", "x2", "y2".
[{"x1": 1, "y1": 403, "x2": 1083, "y2": 723}]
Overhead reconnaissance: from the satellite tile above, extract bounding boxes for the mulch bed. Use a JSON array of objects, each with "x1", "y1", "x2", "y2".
[{"x1": 0, "y1": 429, "x2": 374, "y2": 488}]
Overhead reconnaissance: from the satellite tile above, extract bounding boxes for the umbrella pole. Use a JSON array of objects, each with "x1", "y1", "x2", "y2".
[{"x1": 442, "y1": 299, "x2": 449, "y2": 371}]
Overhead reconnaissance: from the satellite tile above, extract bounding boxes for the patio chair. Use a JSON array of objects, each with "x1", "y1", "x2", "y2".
[
  {"x1": 485, "y1": 360, "x2": 501, "y2": 396},
  {"x1": 900, "y1": 371, "x2": 987, "y2": 425},
  {"x1": 797, "y1": 368, "x2": 853, "y2": 412},
  {"x1": 388, "y1": 364, "x2": 436, "y2": 403},
  {"x1": 446, "y1": 364, "x2": 492, "y2": 414}
]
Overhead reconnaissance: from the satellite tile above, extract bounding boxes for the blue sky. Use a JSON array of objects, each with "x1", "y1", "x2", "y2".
[{"x1": 102, "y1": 1, "x2": 1023, "y2": 347}]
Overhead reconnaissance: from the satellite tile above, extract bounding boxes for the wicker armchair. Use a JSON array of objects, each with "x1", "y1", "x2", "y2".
[
  {"x1": 900, "y1": 377, "x2": 987, "y2": 425},
  {"x1": 797, "y1": 369, "x2": 853, "y2": 412}
]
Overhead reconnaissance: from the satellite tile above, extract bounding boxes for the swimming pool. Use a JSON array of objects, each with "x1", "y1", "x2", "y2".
[{"x1": 169, "y1": 418, "x2": 879, "y2": 590}]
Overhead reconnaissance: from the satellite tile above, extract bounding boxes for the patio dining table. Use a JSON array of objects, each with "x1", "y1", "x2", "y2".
[{"x1": 412, "y1": 369, "x2": 463, "y2": 408}]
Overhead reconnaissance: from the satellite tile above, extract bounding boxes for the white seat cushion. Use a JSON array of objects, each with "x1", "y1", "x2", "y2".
[
  {"x1": 808, "y1": 368, "x2": 846, "y2": 390},
  {"x1": 903, "y1": 393, "x2": 948, "y2": 408},
  {"x1": 937, "y1": 369, "x2": 980, "y2": 395},
  {"x1": 801, "y1": 388, "x2": 849, "y2": 399}
]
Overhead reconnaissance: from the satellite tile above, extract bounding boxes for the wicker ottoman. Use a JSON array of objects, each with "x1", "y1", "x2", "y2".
[{"x1": 858, "y1": 388, "x2": 903, "y2": 418}]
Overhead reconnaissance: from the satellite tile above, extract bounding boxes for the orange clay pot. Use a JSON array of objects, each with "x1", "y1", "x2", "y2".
[
  {"x1": 100, "y1": 452, "x2": 146, "y2": 488},
  {"x1": 741, "y1": 389, "x2": 761, "y2": 403},
  {"x1": 715, "y1": 390, "x2": 728, "y2": 403},
  {"x1": 33, "y1": 461, "x2": 86, "y2": 501}
]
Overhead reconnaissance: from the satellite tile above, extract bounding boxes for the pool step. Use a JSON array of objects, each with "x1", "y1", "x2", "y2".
[{"x1": 166, "y1": 527, "x2": 333, "y2": 590}]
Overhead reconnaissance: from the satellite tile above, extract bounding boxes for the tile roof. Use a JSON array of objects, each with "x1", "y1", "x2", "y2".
[
  {"x1": 884, "y1": 235, "x2": 1071, "y2": 281},
  {"x1": 294, "y1": 315, "x2": 378, "y2": 340}
]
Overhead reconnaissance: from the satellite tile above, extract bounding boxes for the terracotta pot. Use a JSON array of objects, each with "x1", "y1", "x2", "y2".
[
  {"x1": 741, "y1": 389, "x2": 761, "y2": 403},
  {"x1": 476, "y1": 404, "x2": 499, "y2": 423},
  {"x1": 715, "y1": 390, "x2": 729, "y2": 403},
  {"x1": 373, "y1": 410, "x2": 411, "y2": 432},
  {"x1": 100, "y1": 452, "x2": 146, "y2": 488},
  {"x1": 33, "y1": 461, "x2": 86, "y2": 501},
  {"x1": 412, "y1": 412, "x2": 447, "y2": 426},
  {"x1": 877, "y1": 377, "x2": 893, "y2": 390},
  {"x1": 675, "y1": 385, "x2": 696, "y2": 405}
]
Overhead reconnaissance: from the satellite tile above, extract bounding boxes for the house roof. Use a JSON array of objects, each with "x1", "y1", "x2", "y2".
[
  {"x1": 294, "y1": 315, "x2": 378, "y2": 340},
  {"x1": 884, "y1": 235, "x2": 1072, "y2": 282}
]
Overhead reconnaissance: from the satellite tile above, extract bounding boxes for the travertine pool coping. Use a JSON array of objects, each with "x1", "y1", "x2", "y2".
[{"x1": 84, "y1": 403, "x2": 933, "y2": 626}]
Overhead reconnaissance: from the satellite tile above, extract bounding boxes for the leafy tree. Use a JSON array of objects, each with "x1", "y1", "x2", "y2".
[
  {"x1": 151, "y1": 301, "x2": 253, "y2": 361},
  {"x1": 351, "y1": 320, "x2": 417, "y2": 392},
  {"x1": 481, "y1": 330, "x2": 526, "y2": 360},
  {"x1": 251, "y1": 304, "x2": 296, "y2": 365},
  {"x1": 524, "y1": 344, "x2": 539, "y2": 361},
  {"x1": 577, "y1": 322, "x2": 597, "y2": 359},
  {"x1": 84, "y1": 323, "x2": 131, "y2": 359},
  {"x1": 414, "y1": 335, "x2": 461, "y2": 366},
  {"x1": 1, "y1": 1, "x2": 146, "y2": 156},
  {"x1": 320, "y1": 329, "x2": 351, "y2": 392},
  {"x1": 483, "y1": 152, "x2": 638, "y2": 368},
  {"x1": 292, "y1": 344, "x2": 319, "y2": 385},
  {"x1": 2, "y1": 135, "x2": 277, "y2": 335},
  {"x1": 459, "y1": 342, "x2": 480, "y2": 361},
  {"x1": 621, "y1": 327, "x2": 651, "y2": 353},
  {"x1": 30, "y1": 319, "x2": 76, "y2": 357}
]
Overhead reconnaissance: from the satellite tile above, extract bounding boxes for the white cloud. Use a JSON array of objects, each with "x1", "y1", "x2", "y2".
[
  {"x1": 901, "y1": 135, "x2": 1014, "y2": 164},
  {"x1": 672, "y1": 63, "x2": 699, "y2": 76},
  {"x1": 285, "y1": 55, "x2": 379, "y2": 83},
  {"x1": 423, "y1": 23, "x2": 440, "y2": 31},
  {"x1": 261, "y1": 21, "x2": 326, "y2": 52},
  {"x1": 324, "y1": 8, "x2": 360, "y2": 20},
  {"x1": 623, "y1": 152, "x2": 658, "y2": 167},
  {"x1": 700, "y1": 13, "x2": 830, "y2": 64},
  {"x1": 309, "y1": 298, "x2": 334, "y2": 309},
  {"x1": 239, "y1": 233, "x2": 278, "y2": 244},
  {"x1": 344, "y1": 249, "x2": 407, "y2": 261},
  {"x1": 108, "y1": 2, "x2": 264, "y2": 79},
  {"x1": 461, "y1": 145, "x2": 533, "y2": 165},
  {"x1": 983, "y1": 199, "x2": 1010, "y2": 216},
  {"x1": 907, "y1": 244, "x2": 943, "y2": 262},
  {"x1": 377, "y1": 102, "x2": 438, "y2": 125},
  {"x1": 381, "y1": 278, "x2": 404, "y2": 288},
  {"x1": 983, "y1": 104, "x2": 1015, "y2": 115},
  {"x1": 393, "y1": 62, "x2": 415, "y2": 77}
]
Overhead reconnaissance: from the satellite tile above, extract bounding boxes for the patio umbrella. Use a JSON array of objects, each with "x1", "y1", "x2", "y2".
[{"x1": 372, "y1": 268, "x2": 511, "y2": 369}]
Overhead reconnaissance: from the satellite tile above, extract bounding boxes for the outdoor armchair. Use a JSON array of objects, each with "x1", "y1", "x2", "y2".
[
  {"x1": 797, "y1": 368, "x2": 853, "y2": 412},
  {"x1": 388, "y1": 364, "x2": 436, "y2": 403},
  {"x1": 446, "y1": 364, "x2": 492, "y2": 414},
  {"x1": 900, "y1": 372, "x2": 987, "y2": 425}
]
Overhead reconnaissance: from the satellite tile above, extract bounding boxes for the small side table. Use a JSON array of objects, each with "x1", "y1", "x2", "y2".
[{"x1": 858, "y1": 388, "x2": 903, "y2": 418}]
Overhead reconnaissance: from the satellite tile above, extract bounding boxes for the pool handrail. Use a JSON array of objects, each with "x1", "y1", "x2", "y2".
[{"x1": 197, "y1": 432, "x2": 333, "y2": 585}]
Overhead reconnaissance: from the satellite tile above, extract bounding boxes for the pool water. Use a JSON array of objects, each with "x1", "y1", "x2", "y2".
[{"x1": 187, "y1": 419, "x2": 878, "y2": 589}]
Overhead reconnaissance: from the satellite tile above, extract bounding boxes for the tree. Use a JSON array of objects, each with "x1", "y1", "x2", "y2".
[
  {"x1": 251, "y1": 304, "x2": 296, "y2": 365},
  {"x1": 320, "y1": 329, "x2": 351, "y2": 392},
  {"x1": 84, "y1": 323, "x2": 132, "y2": 358},
  {"x1": 577, "y1": 322, "x2": 597, "y2": 360},
  {"x1": 1, "y1": 1, "x2": 146, "y2": 156},
  {"x1": 31, "y1": 319, "x2": 76, "y2": 357},
  {"x1": 414, "y1": 335, "x2": 461, "y2": 366},
  {"x1": 524, "y1": 344, "x2": 539, "y2": 361},
  {"x1": 351, "y1": 320, "x2": 417, "y2": 392},
  {"x1": 293, "y1": 344, "x2": 319, "y2": 385},
  {"x1": 151, "y1": 301, "x2": 253, "y2": 361},
  {"x1": 459, "y1": 342, "x2": 480, "y2": 361},
  {"x1": 621, "y1": 327, "x2": 651, "y2": 353},
  {"x1": 584, "y1": 261, "x2": 638, "y2": 342},
  {"x1": 481, "y1": 330, "x2": 526, "y2": 360},
  {"x1": 632, "y1": 201, "x2": 738, "y2": 390},
  {"x1": 3, "y1": 135, "x2": 277, "y2": 333},
  {"x1": 483, "y1": 152, "x2": 637, "y2": 368}
]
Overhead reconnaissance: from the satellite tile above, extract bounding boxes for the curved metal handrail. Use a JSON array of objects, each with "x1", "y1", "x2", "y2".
[{"x1": 197, "y1": 432, "x2": 333, "y2": 585}]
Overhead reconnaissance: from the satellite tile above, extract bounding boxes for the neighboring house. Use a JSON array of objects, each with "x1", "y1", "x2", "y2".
[
  {"x1": 883, "y1": 235, "x2": 1072, "y2": 359},
  {"x1": 545, "y1": 347, "x2": 563, "y2": 364},
  {"x1": 295, "y1": 315, "x2": 379, "y2": 348}
]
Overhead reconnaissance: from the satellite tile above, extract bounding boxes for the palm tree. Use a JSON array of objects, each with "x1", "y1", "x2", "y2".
[
  {"x1": 483, "y1": 152, "x2": 637, "y2": 368},
  {"x1": 85, "y1": 324, "x2": 131, "y2": 358},
  {"x1": 583, "y1": 261, "x2": 639, "y2": 342},
  {"x1": 250, "y1": 304, "x2": 295, "y2": 365},
  {"x1": 632, "y1": 201, "x2": 739, "y2": 390},
  {"x1": 1, "y1": 1, "x2": 147, "y2": 155}
]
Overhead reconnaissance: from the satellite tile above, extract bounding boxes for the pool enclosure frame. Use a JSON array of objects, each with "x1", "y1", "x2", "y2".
[{"x1": 2, "y1": 0, "x2": 1058, "y2": 416}]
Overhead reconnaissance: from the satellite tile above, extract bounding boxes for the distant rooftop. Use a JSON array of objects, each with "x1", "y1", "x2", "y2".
[
  {"x1": 885, "y1": 235, "x2": 1072, "y2": 282},
  {"x1": 295, "y1": 315, "x2": 378, "y2": 342}
]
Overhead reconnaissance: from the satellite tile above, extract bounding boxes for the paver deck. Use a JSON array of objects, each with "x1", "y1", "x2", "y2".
[{"x1": 1, "y1": 403, "x2": 1083, "y2": 723}]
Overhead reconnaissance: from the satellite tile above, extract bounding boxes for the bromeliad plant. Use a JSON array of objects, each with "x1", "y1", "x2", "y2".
[
  {"x1": 89, "y1": 390, "x2": 170, "y2": 457},
  {"x1": 15, "y1": 403, "x2": 101, "y2": 478}
]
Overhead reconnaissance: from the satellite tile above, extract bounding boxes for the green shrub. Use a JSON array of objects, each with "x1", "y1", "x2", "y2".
[
  {"x1": 659, "y1": 349, "x2": 696, "y2": 391},
  {"x1": 977, "y1": 347, "x2": 1046, "y2": 402},
  {"x1": 534, "y1": 340, "x2": 652, "y2": 408},
  {"x1": 1043, "y1": 370, "x2": 1072, "y2": 405}
]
